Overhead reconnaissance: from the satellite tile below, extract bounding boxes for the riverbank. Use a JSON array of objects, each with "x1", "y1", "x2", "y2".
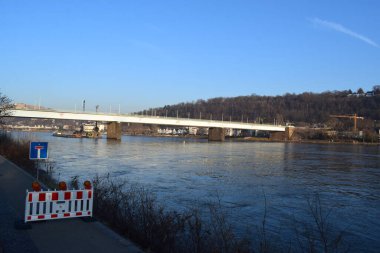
[
  {"x1": 125, "y1": 132, "x2": 380, "y2": 146},
  {"x1": 240, "y1": 136, "x2": 380, "y2": 145},
  {"x1": 7, "y1": 128, "x2": 379, "y2": 146},
  {"x1": 0, "y1": 155, "x2": 143, "y2": 253}
]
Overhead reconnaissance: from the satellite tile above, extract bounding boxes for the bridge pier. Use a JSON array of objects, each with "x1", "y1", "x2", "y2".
[
  {"x1": 285, "y1": 126, "x2": 295, "y2": 141},
  {"x1": 208, "y1": 128, "x2": 225, "y2": 141},
  {"x1": 269, "y1": 126, "x2": 295, "y2": 141},
  {"x1": 107, "y1": 122, "x2": 122, "y2": 140}
]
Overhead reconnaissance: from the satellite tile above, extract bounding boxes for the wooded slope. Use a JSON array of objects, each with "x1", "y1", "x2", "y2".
[{"x1": 143, "y1": 90, "x2": 380, "y2": 126}]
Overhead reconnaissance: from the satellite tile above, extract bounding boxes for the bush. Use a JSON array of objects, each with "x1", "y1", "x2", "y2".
[
  {"x1": 92, "y1": 174, "x2": 250, "y2": 253},
  {"x1": 0, "y1": 131, "x2": 35, "y2": 172}
]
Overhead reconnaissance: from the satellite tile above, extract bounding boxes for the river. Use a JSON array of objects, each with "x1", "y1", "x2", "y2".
[{"x1": 13, "y1": 131, "x2": 380, "y2": 252}]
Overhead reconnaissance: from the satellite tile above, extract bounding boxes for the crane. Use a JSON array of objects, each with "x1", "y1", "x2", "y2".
[{"x1": 330, "y1": 113, "x2": 364, "y2": 132}]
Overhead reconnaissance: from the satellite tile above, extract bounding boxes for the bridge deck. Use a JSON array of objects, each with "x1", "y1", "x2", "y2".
[{"x1": 9, "y1": 109, "x2": 286, "y2": 132}]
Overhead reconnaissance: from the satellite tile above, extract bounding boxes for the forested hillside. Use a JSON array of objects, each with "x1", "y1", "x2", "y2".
[{"x1": 142, "y1": 88, "x2": 380, "y2": 127}]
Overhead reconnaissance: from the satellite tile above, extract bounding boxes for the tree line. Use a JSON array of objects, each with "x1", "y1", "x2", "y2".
[{"x1": 140, "y1": 87, "x2": 380, "y2": 127}]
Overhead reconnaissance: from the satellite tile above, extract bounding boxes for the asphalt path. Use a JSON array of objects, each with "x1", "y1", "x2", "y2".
[{"x1": 0, "y1": 155, "x2": 143, "y2": 253}]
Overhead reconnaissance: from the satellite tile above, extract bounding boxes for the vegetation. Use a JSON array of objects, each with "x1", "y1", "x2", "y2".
[
  {"x1": 0, "y1": 132, "x2": 34, "y2": 170},
  {"x1": 90, "y1": 174, "x2": 350, "y2": 253},
  {"x1": 141, "y1": 87, "x2": 380, "y2": 128},
  {"x1": 91, "y1": 174, "x2": 249, "y2": 253},
  {"x1": 0, "y1": 132, "x2": 58, "y2": 189},
  {"x1": 0, "y1": 92, "x2": 14, "y2": 125}
]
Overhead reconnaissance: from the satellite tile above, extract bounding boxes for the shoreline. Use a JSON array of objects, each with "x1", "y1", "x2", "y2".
[
  {"x1": 4, "y1": 129, "x2": 379, "y2": 146},
  {"x1": 123, "y1": 133, "x2": 380, "y2": 146},
  {"x1": 237, "y1": 136, "x2": 380, "y2": 146}
]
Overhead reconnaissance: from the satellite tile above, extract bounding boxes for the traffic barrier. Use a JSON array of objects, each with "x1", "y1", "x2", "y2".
[{"x1": 24, "y1": 181, "x2": 93, "y2": 223}]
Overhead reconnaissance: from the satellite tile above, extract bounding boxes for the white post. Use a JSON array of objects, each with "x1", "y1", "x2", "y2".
[{"x1": 36, "y1": 160, "x2": 39, "y2": 181}]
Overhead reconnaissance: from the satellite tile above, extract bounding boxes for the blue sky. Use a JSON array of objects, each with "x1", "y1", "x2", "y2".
[{"x1": 1, "y1": 0, "x2": 379, "y2": 112}]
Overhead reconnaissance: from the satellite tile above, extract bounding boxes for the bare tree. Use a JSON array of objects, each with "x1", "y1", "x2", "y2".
[{"x1": 0, "y1": 92, "x2": 14, "y2": 124}]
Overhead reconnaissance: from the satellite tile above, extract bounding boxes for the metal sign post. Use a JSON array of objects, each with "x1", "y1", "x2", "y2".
[{"x1": 29, "y1": 142, "x2": 48, "y2": 181}]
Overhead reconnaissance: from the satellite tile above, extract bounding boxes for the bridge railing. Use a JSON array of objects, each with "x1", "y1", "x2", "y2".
[{"x1": 13, "y1": 108, "x2": 284, "y2": 127}]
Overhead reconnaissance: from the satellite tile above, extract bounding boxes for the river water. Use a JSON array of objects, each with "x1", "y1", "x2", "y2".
[{"x1": 14, "y1": 132, "x2": 380, "y2": 252}]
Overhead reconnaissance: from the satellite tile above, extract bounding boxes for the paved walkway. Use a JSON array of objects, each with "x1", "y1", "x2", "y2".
[{"x1": 0, "y1": 155, "x2": 143, "y2": 253}]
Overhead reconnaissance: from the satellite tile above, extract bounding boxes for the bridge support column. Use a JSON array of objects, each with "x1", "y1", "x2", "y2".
[
  {"x1": 107, "y1": 122, "x2": 121, "y2": 140},
  {"x1": 285, "y1": 126, "x2": 295, "y2": 141},
  {"x1": 208, "y1": 128, "x2": 225, "y2": 141}
]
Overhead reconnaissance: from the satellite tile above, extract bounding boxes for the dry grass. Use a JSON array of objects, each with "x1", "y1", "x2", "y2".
[
  {"x1": 0, "y1": 132, "x2": 34, "y2": 171},
  {"x1": 92, "y1": 174, "x2": 251, "y2": 253}
]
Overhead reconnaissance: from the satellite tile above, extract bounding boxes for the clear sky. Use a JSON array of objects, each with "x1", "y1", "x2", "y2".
[{"x1": 1, "y1": 0, "x2": 379, "y2": 113}]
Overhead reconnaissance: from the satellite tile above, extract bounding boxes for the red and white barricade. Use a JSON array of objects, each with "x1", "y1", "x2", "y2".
[{"x1": 25, "y1": 183, "x2": 93, "y2": 223}]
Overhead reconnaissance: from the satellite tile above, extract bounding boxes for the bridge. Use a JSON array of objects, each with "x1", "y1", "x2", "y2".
[{"x1": 9, "y1": 109, "x2": 291, "y2": 141}]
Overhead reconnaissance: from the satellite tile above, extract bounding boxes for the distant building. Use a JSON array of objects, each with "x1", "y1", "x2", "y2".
[
  {"x1": 188, "y1": 127, "x2": 198, "y2": 135},
  {"x1": 348, "y1": 91, "x2": 374, "y2": 97},
  {"x1": 14, "y1": 103, "x2": 48, "y2": 110},
  {"x1": 158, "y1": 128, "x2": 173, "y2": 135},
  {"x1": 233, "y1": 129, "x2": 242, "y2": 136},
  {"x1": 225, "y1": 128, "x2": 234, "y2": 136},
  {"x1": 83, "y1": 123, "x2": 105, "y2": 132}
]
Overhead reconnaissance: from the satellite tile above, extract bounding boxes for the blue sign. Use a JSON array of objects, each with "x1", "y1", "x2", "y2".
[{"x1": 29, "y1": 142, "x2": 48, "y2": 160}]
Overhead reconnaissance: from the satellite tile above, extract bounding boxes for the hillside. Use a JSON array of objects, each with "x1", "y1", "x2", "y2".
[{"x1": 141, "y1": 88, "x2": 380, "y2": 130}]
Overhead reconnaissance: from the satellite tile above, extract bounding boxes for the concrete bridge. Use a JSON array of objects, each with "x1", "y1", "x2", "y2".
[{"x1": 9, "y1": 109, "x2": 292, "y2": 141}]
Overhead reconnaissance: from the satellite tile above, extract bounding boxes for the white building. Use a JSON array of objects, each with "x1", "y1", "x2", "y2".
[
  {"x1": 83, "y1": 123, "x2": 105, "y2": 132},
  {"x1": 188, "y1": 127, "x2": 198, "y2": 135}
]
